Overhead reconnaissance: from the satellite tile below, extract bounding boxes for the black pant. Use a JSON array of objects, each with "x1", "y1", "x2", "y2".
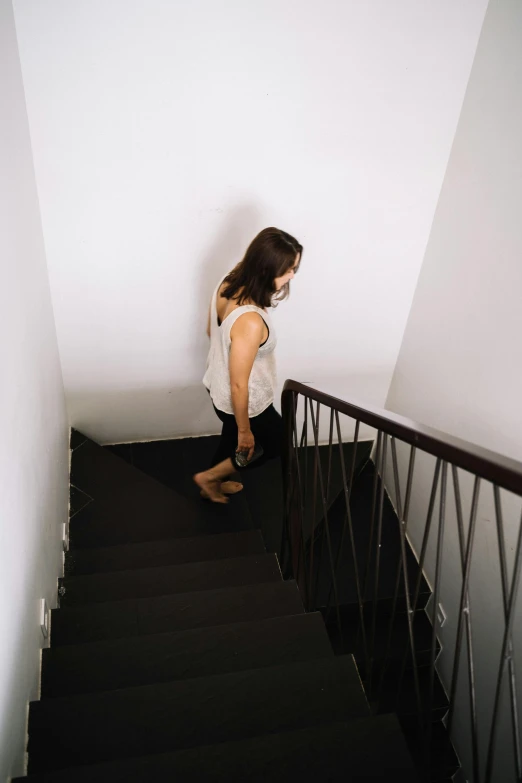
[{"x1": 211, "y1": 403, "x2": 283, "y2": 471}]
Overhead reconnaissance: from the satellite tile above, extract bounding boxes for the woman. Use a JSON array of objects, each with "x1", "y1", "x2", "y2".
[{"x1": 194, "y1": 227, "x2": 302, "y2": 503}]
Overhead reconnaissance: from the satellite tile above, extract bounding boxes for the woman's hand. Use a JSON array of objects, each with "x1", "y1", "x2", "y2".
[{"x1": 237, "y1": 428, "x2": 255, "y2": 461}]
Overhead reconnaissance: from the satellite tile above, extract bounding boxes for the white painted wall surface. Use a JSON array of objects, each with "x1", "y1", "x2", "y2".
[
  {"x1": 0, "y1": 1, "x2": 69, "y2": 778},
  {"x1": 13, "y1": 0, "x2": 487, "y2": 444},
  {"x1": 386, "y1": 1, "x2": 522, "y2": 779}
]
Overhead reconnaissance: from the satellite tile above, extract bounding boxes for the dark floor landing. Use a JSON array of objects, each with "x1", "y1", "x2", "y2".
[{"x1": 106, "y1": 435, "x2": 372, "y2": 555}]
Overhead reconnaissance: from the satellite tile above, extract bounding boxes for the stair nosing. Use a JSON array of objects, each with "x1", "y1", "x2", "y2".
[
  {"x1": 31, "y1": 654, "x2": 359, "y2": 710},
  {"x1": 51, "y1": 580, "x2": 304, "y2": 647},
  {"x1": 54, "y1": 578, "x2": 300, "y2": 615},
  {"x1": 60, "y1": 551, "x2": 280, "y2": 586},
  {"x1": 39, "y1": 649, "x2": 339, "y2": 704},
  {"x1": 66, "y1": 529, "x2": 265, "y2": 556},
  {"x1": 15, "y1": 714, "x2": 418, "y2": 782},
  {"x1": 44, "y1": 609, "x2": 323, "y2": 658}
]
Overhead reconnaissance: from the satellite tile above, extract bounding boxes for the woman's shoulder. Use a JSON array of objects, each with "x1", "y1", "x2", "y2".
[{"x1": 230, "y1": 308, "x2": 267, "y2": 337}]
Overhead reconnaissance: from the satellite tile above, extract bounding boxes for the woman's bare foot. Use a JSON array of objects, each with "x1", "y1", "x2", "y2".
[
  {"x1": 221, "y1": 481, "x2": 243, "y2": 495},
  {"x1": 193, "y1": 472, "x2": 228, "y2": 504}
]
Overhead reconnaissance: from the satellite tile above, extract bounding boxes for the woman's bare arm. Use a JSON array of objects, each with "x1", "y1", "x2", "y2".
[{"x1": 229, "y1": 312, "x2": 264, "y2": 459}]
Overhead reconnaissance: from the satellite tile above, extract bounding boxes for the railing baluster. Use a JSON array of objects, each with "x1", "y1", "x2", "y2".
[
  {"x1": 377, "y1": 437, "x2": 404, "y2": 691},
  {"x1": 308, "y1": 402, "x2": 320, "y2": 609},
  {"x1": 326, "y1": 408, "x2": 335, "y2": 507},
  {"x1": 314, "y1": 409, "x2": 335, "y2": 612},
  {"x1": 363, "y1": 431, "x2": 383, "y2": 600},
  {"x1": 426, "y1": 461, "x2": 447, "y2": 754},
  {"x1": 302, "y1": 396, "x2": 309, "y2": 554},
  {"x1": 445, "y1": 470, "x2": 480, "y2": 783},
  {"x1": 288, "y1": 395, "x2": 307, "y2": 579},
  {"x1": 455, "y1": 467, "x2": 479, "y2": 782},
  {"x1": 391, "y1": 436, "x2": 404, "y2": 520},
  {"x1": 289, "y1": 392, "x2": 310, "y2": 606},
  {"x1": 347, "y1": 420, "x2": 360, "y2": 495},
  {"x1": 281, "y1": 390, "x2": 298, "y2": 576},
  {"x1": 376, "y1": 437, "x2": 403, "y2": 690},
  {"x1": 411, "y1": 458, "x2": 442, "y2": 616},
  {"x1": 309, "y1": 399, "x2": 344, "y2": 648},
  {"x1": 299, "y1": 398, "x2": 307, "y2": 451},
  {"x1": 326, "y1": 416, "x2": 360, "y2": 611},
  {"x1": 397, "y1": 457, "x2": 441, "y2": 702},
  {"x1": 286, "y1": 394, "x2": 302, "y2": 579},
  {"x1": 378, "y1": 442, "x2": 423, "y2": 725},
  {"x1": 290, "y1": 394, "x2": 302, "y2": 577},
  {"x1": 485, "y1": 509, "x2": 522, "y2": 782},
  {"x1": 492, "y1": 487, "x2": 522, "y2": 782},
  {"x1": 369, "y1": 433, "x2": 388, "y2": 696},
  {"x1": 327, "y1": 413, "x2": 366, "y2": 661}
]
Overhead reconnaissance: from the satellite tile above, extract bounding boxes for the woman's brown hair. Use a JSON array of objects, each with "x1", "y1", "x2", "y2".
[{"x1": 222, "y1": 227, "x2": 302, "y2": 308}]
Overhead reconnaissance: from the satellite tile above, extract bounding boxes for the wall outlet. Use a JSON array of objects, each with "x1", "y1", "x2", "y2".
[
  {"x1": 62, "y1": 521, "x2": 69, "y2": 552},
  {"x1": 39, "y1": 598, "x2": 49, "y2": 639},
  {"x1": 437, "y1": 602, "x2": 447, "y2": 628}
]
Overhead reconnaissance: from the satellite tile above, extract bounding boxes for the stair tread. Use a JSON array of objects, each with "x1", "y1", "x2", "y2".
[
  {"x1": 32, "y1": 432, "x2": 421, "y2": 782},
  {"x1": 51, "y1": 579, "x2": 304, "y2": 646},
  {"x1": 69, "y1": 436, "x2": 253, "y2": 549},
  {"x1": 16, "y1": 715, "x2": 418, "y2": 781},
  {"x1": 42, "y1": 612, "x2": 332, "y2": 698},
  {"x1": 59, "y1": 553, "x2": 281, "y2": 606},
  {"x1": 28, "y1": 657, "x2": 369, "y2": 773},
  {"x1": 64, "y1": 530, "x2": 265, "y2": 575}
]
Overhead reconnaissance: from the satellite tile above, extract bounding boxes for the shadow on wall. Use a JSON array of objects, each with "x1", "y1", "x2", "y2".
[
  {"x1": 70, "y1": 205, "x2": 266, "y2": 445},
  {"x1": 188, "y1": 202, "x2": 264, "y2": 362},
  {"x1": 67, "y1": 367, "x2": 392, "y2": 447},
  {"x1": 67, "y1": 383, "x2": 221, "y2": 445},
  {"x1": 67, "y1": 204, "x2": 394, "y2": 446}
]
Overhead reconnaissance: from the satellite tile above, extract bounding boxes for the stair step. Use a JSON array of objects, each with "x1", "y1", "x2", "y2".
[
  {"x1": 103, "y1": 435, "x2": 257, "y2": 532},
  {"x1": 59, "y1": 553, "x2": 281, "y2": 606},
  {"x1": 27, "y1": 657, "x2": 369, "y2": 773},
  {"x1": 325, "y1": 604, "x2": 439, "y2": 666},
  {"x1": 69, "y1": 436, "x2": 252, "y2": 549},
  {"x1": 399, "y1": 716, "x2": 460, "y2": 781},
  {"x1": 42, "y1": 612, "x2": 332, "y2": 698},
  {"x1": 64, "y1": 530, "x2": 265, "y2": 576},
  {"x1": 375, "y1": 664, "x2": 450, "y2": 722},
  {"x1": 51, "y1": 580, "x2": 303, "y2": 646},
  {"x1": 16, "y1": 715, "x2": 418, "y2": 781}
]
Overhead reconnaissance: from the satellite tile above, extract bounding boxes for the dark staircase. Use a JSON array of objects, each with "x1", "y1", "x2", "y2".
[{"x1": 15, "y1": 430, "x2": 419, "y2": 781}]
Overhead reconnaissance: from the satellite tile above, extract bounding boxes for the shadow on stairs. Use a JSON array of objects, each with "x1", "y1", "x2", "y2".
[{"x1": 15, "y1": 429, "x2": 419, "y2": 782}]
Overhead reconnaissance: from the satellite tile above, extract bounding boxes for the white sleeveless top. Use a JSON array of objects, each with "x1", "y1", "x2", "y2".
[{"x1": 203, "y1": 277, "x2": 277, "y2": 417}]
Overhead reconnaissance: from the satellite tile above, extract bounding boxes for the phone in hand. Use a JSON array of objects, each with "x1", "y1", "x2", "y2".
[{"x1": 234, "y1": 442, "x2": 264, "y2": 468}]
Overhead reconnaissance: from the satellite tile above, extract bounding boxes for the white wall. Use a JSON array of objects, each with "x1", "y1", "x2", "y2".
[
  {"x1": 0, "y1": 1, "x2": 69, "y2": 778},
  {"x1": 386, "y1": 1, "x2": 522, "y2": 779},
  {"x1": 13, "y1": 0, "x2": 487, "y2": 444}
]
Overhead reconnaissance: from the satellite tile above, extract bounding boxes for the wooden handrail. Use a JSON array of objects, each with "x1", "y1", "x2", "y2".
[{"x1": 282, "y1": 380, "x2": 522, "y2": 497}]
